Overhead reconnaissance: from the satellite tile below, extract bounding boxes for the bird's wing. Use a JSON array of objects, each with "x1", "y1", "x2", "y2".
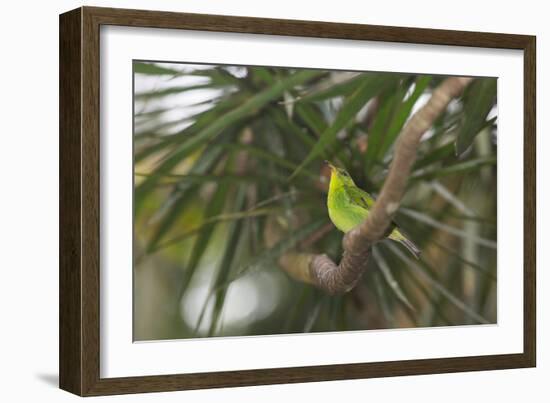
[
  {"x1": 343, "y1": 185, "x2": 376, "y2": 210},
  {"x1": 344, "y1": 185, "x2": 400, "y2": 235}
]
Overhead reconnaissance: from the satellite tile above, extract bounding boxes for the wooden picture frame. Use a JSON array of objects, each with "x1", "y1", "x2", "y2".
[{"x1": 59, "y1": 6, "x2": 536, "y2": 396}]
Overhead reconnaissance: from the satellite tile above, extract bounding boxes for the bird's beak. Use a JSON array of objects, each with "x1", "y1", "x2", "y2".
[{"x1": 324, "y1": 160, "x2": 336, "y2": 171}]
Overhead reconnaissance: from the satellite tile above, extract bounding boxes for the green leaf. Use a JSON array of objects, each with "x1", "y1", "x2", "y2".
[
  {"x1": 290, "y1": 74, "x2": 397, "y2": 179},
  {"x1": 134, "y1": 91, "x2": 249, "y2": 163},
  {"x1": 134, "y1": 118, "x2": 190, "y2": 137},
  {"x1": 387, "y1": 243, "x2": 490, "y2": 324},
  {"x1": 233, "y1": 218, "x2": 325, "y2": 280},
  {"x1": 294, "y1": 103, "x2": 327, "y2": 137},
  {"x1": 283, "y1": 286, "x2": 313, "y2": 332},
  {"x1": 190, "y1": 67, "x2": 244, "y2": 87},
  {"x1": 412, "y1": 141, "x2": 455, "y2": 171},
  {"x1": 373, "y1": 248, "x2": 415, "y2": 311},
  {"x1": 208, "y1": 187, "x2": 247, "y2": 336},
  {"x1": 399, "y1": 207, "x2": 497, "y2": 249},
  {"x1": 379, "y1": 76, "x2": 432, "y2": 157},
  {"x1": 136, "y1": 172, "x2": 257, "y2": 186},
  {"x1": 429, "y1": 180, "x2": 477, "y2": 217},
  {"x1": 194, "y1": 218, "x2": 326, "y2": 333},
  {"x1": 455, "y1": 78, "x2": 497, "y2": 155},
  {"x1": 299, "y1": 74, "x2": 365, "y2": 103},
  {"x1": 268, "y1": 107, "x2": 316, "y2": 147},
  {"x1": 431, "y1": 240, "x2": 496, "y2": 281},
  {"x1": 151, "y1": 207, "x2": 281, "y2": 254},
  {"x1": 250, "y1": 67, "x2": 277, "y2": 85},
  {"x1": 372, "y1": 272, "x2": 395, "y2": 326},
  {"x1": 134, "y1": 62, "x2": 182, "y2": 76},
  {"x1": 137, "y1": 70, "x2": 323, "y2": 200},
  {"x1": 134, "y1": 137, "x2": 225, "y2": 213},
  {"x1": 176, "y1": 180, "x2": 231, "y2": 300},
  {"x1": 411, "y1": 156, "x2": 496, "y2": 182},
  {"x1": 303, "y1": 297, "x2": 325, "y2": 332},
  {"x1": 363, "y1": 83, "x2": 406, "y2": 174},
  {"x1": 134, "y1": 107, "x2": 173, "y2": 119},
  {"x1": 221, "y1": 143, "x2": 318, "y2": 180},
  {"x1": 398, "y1": 263, "x2": 452, "y2": 326},
  {"x1": 145, "y1": 187, "x2": 198, "y2": 253},
  {"x1": 135, "y1": 84, "x2": 218, "y2": 100}
]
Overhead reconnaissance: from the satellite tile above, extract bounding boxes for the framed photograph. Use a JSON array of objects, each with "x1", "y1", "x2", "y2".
[{"x1": 59, "y1": 6, "x2": 536, "y2": 396}]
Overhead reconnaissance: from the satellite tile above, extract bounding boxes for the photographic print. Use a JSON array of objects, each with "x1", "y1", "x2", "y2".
[
  {"x1": 133, "y1": 61, "x2": 497, "y2": 341},
  {"x1": 59, "y1": 8, "x2": 535, "y2": 394}
]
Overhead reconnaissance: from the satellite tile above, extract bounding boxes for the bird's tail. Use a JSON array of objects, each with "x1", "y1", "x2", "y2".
[{"x1": 389, "y1": 229, "x2": 421, "y2": 259}]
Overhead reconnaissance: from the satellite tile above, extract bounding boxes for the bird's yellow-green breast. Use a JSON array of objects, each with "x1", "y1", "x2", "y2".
[
  {"x1": 325, "y1": 161, "x2": 421, "y2": 258},
  {"x1": 327, "y1": 163, "x2": 371, "y2": 233}
]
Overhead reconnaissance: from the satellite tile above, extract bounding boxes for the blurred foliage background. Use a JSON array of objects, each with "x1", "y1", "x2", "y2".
[{"x1": 133, "y1": 61, "x2": 497, "y2": 341}]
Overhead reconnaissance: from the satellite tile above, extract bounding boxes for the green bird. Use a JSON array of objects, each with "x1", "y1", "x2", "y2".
[{"x1": 325, "y1": 161, "x2": 420, "y2": 258}]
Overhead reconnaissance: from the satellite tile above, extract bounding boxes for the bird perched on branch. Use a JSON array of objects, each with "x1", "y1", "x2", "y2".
[{"x1": 325, "y1": 161, "x2": 420, "y2": 258}]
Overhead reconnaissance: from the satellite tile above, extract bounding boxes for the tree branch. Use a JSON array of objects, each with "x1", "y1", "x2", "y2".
[{"x1": 280, "y1": 76, "x2": 474, "y2": 294}]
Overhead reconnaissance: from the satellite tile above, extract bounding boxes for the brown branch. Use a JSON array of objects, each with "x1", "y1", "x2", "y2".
[{"x1": 281, "y1": 76, "x2": 474, "y2": 294}]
